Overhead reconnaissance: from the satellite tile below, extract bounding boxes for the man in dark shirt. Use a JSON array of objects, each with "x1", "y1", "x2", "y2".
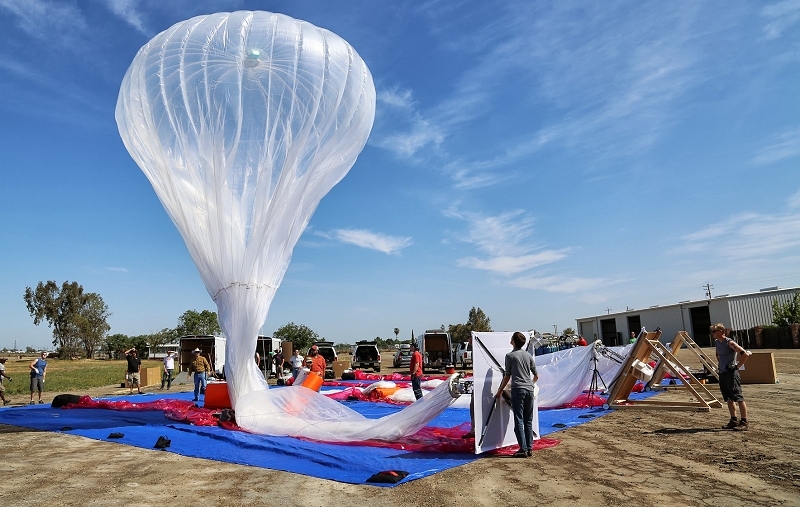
[{"x1": 124, "y1": 348, "x2": 142, "y2": 394}]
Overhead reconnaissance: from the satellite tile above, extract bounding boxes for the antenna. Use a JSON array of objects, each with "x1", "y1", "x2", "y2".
[{"x1": 703, "y1": 283, "x2": 714, "y2": 299}]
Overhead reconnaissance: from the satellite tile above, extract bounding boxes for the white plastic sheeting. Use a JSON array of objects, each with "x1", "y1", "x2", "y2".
[
  {"x1": 235, "y1": 374, "x2": 462, "y2": 442},
  {"x1": 115, "y1": 11, "x2": 374, "y2": 413},
  {"x1": 534, "y1": 342, "x2": 633, "y2": 408}
]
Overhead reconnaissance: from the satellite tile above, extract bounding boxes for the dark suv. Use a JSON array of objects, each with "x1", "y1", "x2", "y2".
[{"x1": 351, "y1": 341, "x2": 381, "y2": 372}]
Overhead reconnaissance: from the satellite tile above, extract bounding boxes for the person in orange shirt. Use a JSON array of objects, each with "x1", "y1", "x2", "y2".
[
  {"x1": 308, "y1": 345, "x2": 326, "y2": 377},
  {"x1": 409, "y1": 342, "x2": 423, "y2": 400}
]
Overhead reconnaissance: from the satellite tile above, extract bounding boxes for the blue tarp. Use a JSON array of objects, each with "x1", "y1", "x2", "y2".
[{"x1": 0, "y1": 388, "x2": 656, "y2": 486}]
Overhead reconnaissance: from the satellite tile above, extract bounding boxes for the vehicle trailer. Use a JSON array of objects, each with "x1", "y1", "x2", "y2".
[
  {"x1": 419, "y1": 330, "x2": 452, "y2": 372},
  {"x1": 179, "y1": 335, "x2": 226, "y2": 376},
  {"x1": 255, "y1": 336, "x2": 282, "y2": 377}
]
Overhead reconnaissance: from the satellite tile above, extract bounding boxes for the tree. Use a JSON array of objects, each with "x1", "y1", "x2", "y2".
[
  {"x1": 24, "y1": 280, "x2": 112, "y2": 359},
  {"x1": 562, "y1": 327, "x2": 576, "y2": 336},
  {"x1": 273, "y1": 322, "x2": 320, "y2": 350},
  {"x1": 146, "y1": 327, "x2": 178, "y2": 355},
  {"x1": 448, "y1": 307, "x2": 493, "y2": 344},
  {"x1": 175, "y1": 309, "x2": 221, "y2": 336},
  {"x1": 773, "y1": 292, "x2": 800, "y2": 326},
  {"x1": 468, "y1": 307, "x2": 492, "y2": 333},
  {"x1": 73, "y1": 293, "x2": 112, "y2": 358},
  {"x1": 105, "y1": 333, "x2": 131, "y2": 359}
]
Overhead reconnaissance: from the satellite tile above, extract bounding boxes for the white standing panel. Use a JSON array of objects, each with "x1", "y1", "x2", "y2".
[{"x1": 472, "y1": 332, "x2": 539, "y2": 454}]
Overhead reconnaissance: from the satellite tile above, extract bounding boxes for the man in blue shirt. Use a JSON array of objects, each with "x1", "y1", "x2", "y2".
[{"x1": 29, "y1": 352, "x2": 48, "y2": 404}]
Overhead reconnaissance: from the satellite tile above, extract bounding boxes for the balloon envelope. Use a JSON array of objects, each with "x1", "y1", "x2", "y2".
[{"x1": 116, "y1": 11, "x2": 375, "y2": 404}]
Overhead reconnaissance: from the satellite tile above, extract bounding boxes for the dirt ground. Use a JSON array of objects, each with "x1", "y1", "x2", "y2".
[{"x1": 2, "y1": 348, "x2": 799, "y2": 507}]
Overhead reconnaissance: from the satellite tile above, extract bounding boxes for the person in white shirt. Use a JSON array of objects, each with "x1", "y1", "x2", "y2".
[
  {"x1": 161, "y1": 351, "x2": 176, "y2": 390},
  {"x1": 289, "y1": 349, "x2": 305, "y2": 379}
]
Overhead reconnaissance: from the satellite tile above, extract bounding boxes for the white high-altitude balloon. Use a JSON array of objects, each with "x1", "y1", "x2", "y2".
[{"x1": 116, "y1": 12, "x2": 375, "y2": 406}]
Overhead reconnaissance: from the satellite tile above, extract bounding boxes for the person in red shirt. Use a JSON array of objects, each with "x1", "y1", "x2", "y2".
[
  {"x1": 308, "y1": 345, "x2": 327, "y2": 377},
  {"x1": 409, "y1": 342, "x2": 423, "y2": 400},
  {"x1": 577, "y1": 335, "x2": 588, "y2": 346}
]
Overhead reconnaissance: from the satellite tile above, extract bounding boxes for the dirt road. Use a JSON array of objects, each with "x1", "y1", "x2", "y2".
[{"x1": 2, "y1": 349, "x2": 798, "y2": 507}]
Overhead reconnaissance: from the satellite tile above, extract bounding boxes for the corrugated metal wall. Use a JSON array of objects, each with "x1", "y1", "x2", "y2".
[{"x1": 726, "y1": 289, "x2": 798, "y2": 329}]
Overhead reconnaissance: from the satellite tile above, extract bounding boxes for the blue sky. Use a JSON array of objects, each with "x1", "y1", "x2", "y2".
[{"x1": 1, "y1": 0, "x2": 798, "y2": 350}]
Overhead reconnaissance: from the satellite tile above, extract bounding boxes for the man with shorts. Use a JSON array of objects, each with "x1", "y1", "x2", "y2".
[
  {"x1": 124, "y1": 348, "x2": 143, "y2": 394},
  {"x1": 713, "y1": 323, "x2": 751, "y2": 430},
  {"x1": 0, "y1": 357, "x2": 12, "y2": 405},
  {"x1": 29, "y1": 352, "x2": 47, "y2": 404}
]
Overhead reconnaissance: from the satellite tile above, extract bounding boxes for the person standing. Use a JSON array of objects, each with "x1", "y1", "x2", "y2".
[
  {"x1": 161, "y1": 351, "x2": 176, "y2": 390},
  {"x1": 188, "y1": 348, "x2": 212, "y2": 402},
  {"x1": 308, "y1": 345, "x2": 326, "y2": 377},
  {"x1": 713, "y1": 323, "x2": 752, "y2": 430},
  {"x1": 577, "y1": 335, "x2": 588, "y2": 346},
  {"x1": 272, "y1": 350, "x2": 285, "y2": 377},
  {"x1": 0, "y1": 357, "x2": 12, "y2": 406},
  {"x1": 409, "y1": 342, "x2": 423, "y2": 400},
  {"x1": 29, "y1": 352, "x2": 48, "y2": 404},
  {"x1": 124, "y1": 348, "x2": 142, "y2": 394},
  {"x1": 289, "y1": 349, "x2": 304, "y2": 379},
  {"x1": 495, "y1": 332, "x2": 539, "y2": 458},
  {"x1": 629, "y1": 332, "x2": 637, "y2": 344}
]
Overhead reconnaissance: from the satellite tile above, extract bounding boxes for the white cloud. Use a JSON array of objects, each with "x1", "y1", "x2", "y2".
[
  {"x1": 678, "y1": 209, "x2": 800, "y2": 261},
  {"x1": 447, "y1": 207, "x2": 571, "y2": 275},
  {"x1": 327, "y1": 228, "x2": 413, "y2": 255},
  {"x1": 750, "y1": 127, "x2": 800, "y2": 165},
  {"x1": 761, "y1": 0, "x2": 800, "y2": 40},
  {"x1": 371, "y1": 87, "x2": 445, "y2": 158},
  {"x1": 789, "y1": 190, "x2": 800, "y2": 208},
  {"x1": 106, "y1": 0, "x2": 147, "y2": 34},
  {"x1": 0, "y1": 0, "x2": 87, "y2": 40},
  {"x1": 508, "y1": 275, "x2": 609, "y2": 294},
  {"x1": 457, "y1": 251, "x2": 567, "y2": 275},
  {"x1": 105, "y1": 267, "x2": 129, "y2": 273}
]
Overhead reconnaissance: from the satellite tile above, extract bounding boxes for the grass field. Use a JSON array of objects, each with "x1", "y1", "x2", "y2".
[{"x1": 1, "y1": 356, "x2": 163, "y2": 396}]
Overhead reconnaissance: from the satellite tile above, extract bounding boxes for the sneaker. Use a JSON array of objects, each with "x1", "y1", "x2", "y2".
[
  {"x1": 512, "y1": 450, "x2": 529, "y2": 458},
  {"x1": 722, "y1": 419, "x2": 738, "y2": 429},
  {"x1": 736, "y1": 420, "x2": 749, "y2": 431},
  {"x1": 526, "y1": 450, "x2": 532, "y2": 457},
  {"x1": 193, "y1": 398, "x2": 199, "y2": 402},
  {"x1": 29, "y1": 401, "x2": 35, "y2": 405},
  {"x1": 38, "y1": 400, "x2": 44, "y2": 404},
  {"x1": 3, "y1": 400, "x2": 10, "y2": 406}
]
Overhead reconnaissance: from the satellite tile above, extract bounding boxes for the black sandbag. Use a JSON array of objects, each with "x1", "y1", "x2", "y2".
[
  {"x1": 365, "y1": 470, "x2": 409, "y2": 484},
  {"x1": 51, "y1": 394, "x2": 82, "y2": 408}
]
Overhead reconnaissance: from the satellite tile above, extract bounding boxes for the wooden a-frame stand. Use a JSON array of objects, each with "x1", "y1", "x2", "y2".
[
  {"x1": 647, "y1": 331, "x2": 719, "y2": 388},
  {"x1": 606, "y1": 330, "x2": 722, "y2": 412}
]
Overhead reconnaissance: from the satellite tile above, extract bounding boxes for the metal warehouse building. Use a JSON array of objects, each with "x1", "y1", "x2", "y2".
[{"x1": 576, "y1": 287, "x2": 799, "y2": 348}]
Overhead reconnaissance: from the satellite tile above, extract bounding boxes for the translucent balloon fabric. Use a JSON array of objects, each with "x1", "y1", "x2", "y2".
[{"x1": 116, "y1": 11, "x2": 375, "y2": 411}]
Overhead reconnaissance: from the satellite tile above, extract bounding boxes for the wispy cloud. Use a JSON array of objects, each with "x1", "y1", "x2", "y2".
[
  {"x1": 508, "y1": 275, "x2": 609, "y2": 294},
  {"x1": 370, "y1": 87, "x2": 445, "y2": 158},
  {"x1": 0, "y1": 0, "x2": 87, "y2": 40},
  {"x1": 789, "y1": 189, "x2": 800, "y2": 208},
  {"x1": 105, "y1": 267, "x2": 129, "y2": 273},
  {"x1": 678, "y1": 208, "x2": 800, "y2": 260},
  {"x1": 323, "y1": 228, "x2": 413, "y2": 255},
  {"x1": 750, "y1": 127, "x2": 800, "y2": 165},
  {"x1": 761, "y1": 0, "x2": 800, "y2": 40},
  {"x1": 447, "y1": 208, "x2": 569, "y2": 275},
  {"x1": 106, "y1": 0, "x2": 148, "y2": 34}
]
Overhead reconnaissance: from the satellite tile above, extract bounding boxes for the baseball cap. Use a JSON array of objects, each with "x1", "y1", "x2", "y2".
[
  {"x1": 310, "y1": 345, "x2": 319, "y2": 351},
  {"x1": 192, "y1": 348, "x2": 201, "y2": 353}
]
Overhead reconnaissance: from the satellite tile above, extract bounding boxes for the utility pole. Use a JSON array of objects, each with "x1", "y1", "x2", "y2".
[
  {"x1": 703, "y1": 283, "x2": 714, "y2": 299},
  {"x1": 605, "y1": 308, "x2": 612, "y2": 314},
  {"x1": 552, "y1": 324, "x2": 558, "y2": 335}
]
